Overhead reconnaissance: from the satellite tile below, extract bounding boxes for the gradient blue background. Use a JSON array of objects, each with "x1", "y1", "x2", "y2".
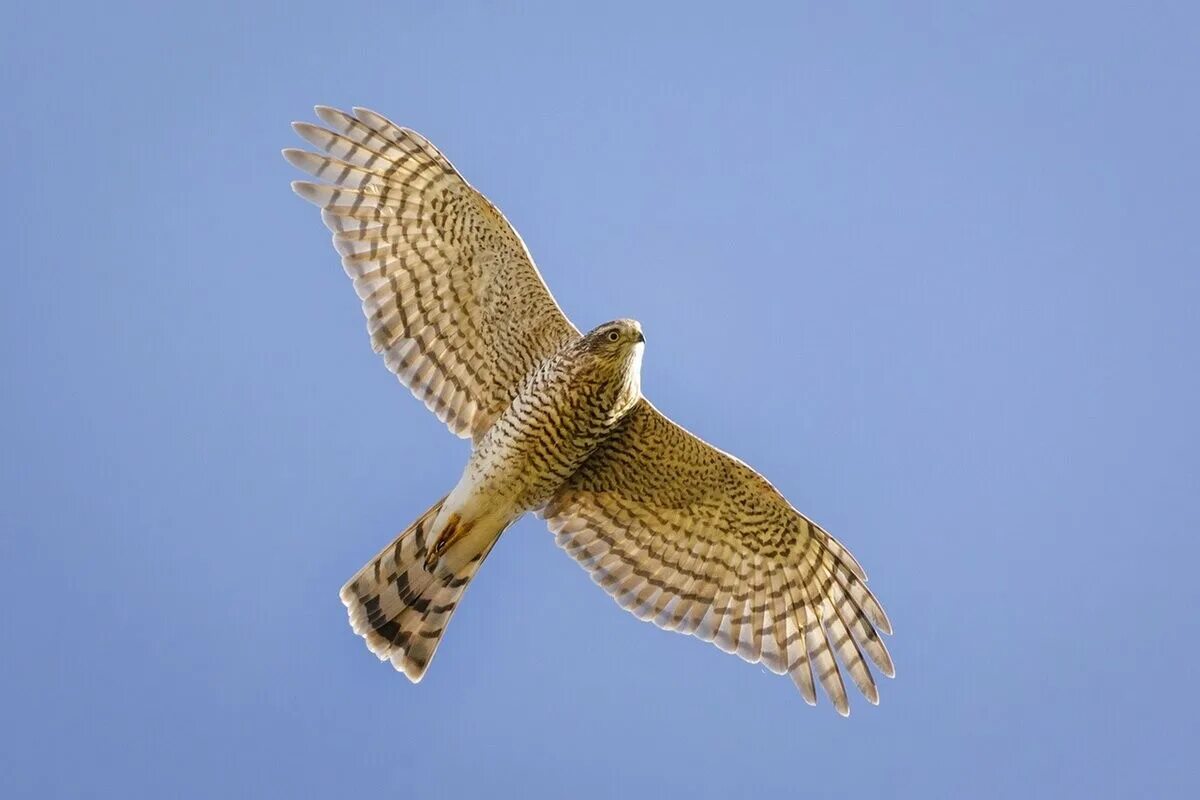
[{"x1": 4, "y1": 2, "x2": 1198, "y2": 797}]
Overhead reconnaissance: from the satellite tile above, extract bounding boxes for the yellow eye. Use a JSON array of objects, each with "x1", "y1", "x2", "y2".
[{"x1": 606, "y1": 330, "x2": 620, "y2": 342}]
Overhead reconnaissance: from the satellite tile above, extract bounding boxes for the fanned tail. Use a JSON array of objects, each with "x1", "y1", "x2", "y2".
[{"x1": 339, "y1": 495, "x2": 497, "y2": 681}]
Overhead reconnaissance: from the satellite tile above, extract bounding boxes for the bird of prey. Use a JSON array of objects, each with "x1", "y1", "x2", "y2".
[{"x1": 284, "y1": 106, "x2": 893, "y2": 715}]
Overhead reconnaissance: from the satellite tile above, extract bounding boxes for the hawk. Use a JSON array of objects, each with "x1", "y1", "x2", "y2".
[{"x1": 285, "y1": 106, "x2": 893, "y2": 715}]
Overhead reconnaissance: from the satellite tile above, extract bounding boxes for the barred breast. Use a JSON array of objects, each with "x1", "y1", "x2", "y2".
[{"x1": 467, "y1": 338, "x2": 642, "y2": 513}]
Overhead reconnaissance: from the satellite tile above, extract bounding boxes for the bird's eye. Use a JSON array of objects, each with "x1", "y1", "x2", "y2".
[{"x1": 606, "y1": 330, "x2": 620, "y2": 342}]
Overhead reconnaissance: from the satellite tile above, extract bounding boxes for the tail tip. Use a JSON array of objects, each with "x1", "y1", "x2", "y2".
[{"x1": 339, "y1": 578, "x2": 434, "y2": 684}]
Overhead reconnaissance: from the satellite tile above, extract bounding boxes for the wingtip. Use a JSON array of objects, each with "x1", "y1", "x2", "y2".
[
  {"x1": 281, "y1": 148, "x2": 308, "y2": 169},
  {"x1": 352, "y1": 106, "x2": 401, "y2": 131},
  {"x1": 290, "y1": 180, "x2": 321, "y2": 204},
  {"x1": 314, "y1": 105, "x2": 349, "y2": 127}
]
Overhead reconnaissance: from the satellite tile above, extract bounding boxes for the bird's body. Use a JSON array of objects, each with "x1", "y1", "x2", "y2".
[
  {"x1": 286, "y1": 107, "x2": 894, "y2": 714},
  {"x1": 462, "y1": 320, "x2": 645, "y2": 516}
]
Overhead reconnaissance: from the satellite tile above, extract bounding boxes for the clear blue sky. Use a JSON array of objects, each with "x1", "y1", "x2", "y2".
[{"x1": 4, "y1": 2, "x2": 1198, "y2": 797}]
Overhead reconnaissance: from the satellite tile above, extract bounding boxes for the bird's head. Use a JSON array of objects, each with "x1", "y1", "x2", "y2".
[
  {"x1": 579, "y1": 318, "x2": 646, "y2": 408},
  {"x1": 582, "y1": 318, "x2": 645, "y2": 358}
]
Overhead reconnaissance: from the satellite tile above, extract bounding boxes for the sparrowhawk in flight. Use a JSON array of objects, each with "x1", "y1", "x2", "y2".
[{"x1": 284, "y1": 106, "x2": 893, "y2": 715}]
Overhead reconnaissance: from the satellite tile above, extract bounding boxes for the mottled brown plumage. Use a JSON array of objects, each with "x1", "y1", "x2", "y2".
[{"x1": 286, "y1": 106, "x2": 893, "y2": 714}]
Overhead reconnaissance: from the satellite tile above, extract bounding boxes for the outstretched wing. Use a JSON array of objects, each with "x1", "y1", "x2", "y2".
[
  {"x1": 286, "y1": 107, "x2": 579, "y2": 440},
  {"x1": 542, "y1": 400, "x2": 894, "y2": 715}
]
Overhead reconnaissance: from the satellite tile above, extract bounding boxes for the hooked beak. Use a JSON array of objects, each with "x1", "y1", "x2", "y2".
[{"x1": 634, "y1": 330, "x2": 646, "y2": 344}]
